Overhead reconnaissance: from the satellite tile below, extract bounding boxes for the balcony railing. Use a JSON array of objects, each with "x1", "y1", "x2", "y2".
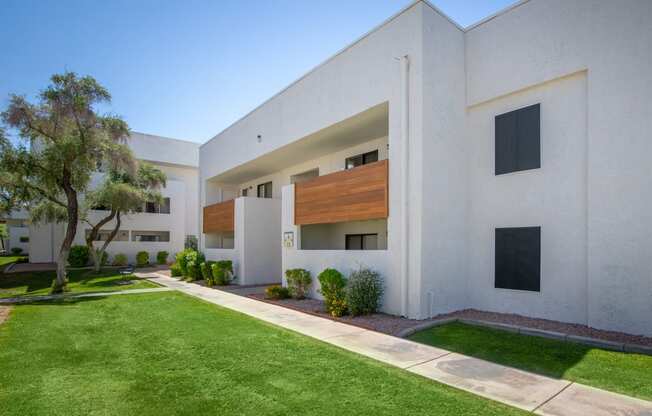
[
  {"x1": 294, "y1": 159, "x2": 388, "y2": 225},
  {"x1": 203, "y1": 199, "x2": 235, "y2": 233}
]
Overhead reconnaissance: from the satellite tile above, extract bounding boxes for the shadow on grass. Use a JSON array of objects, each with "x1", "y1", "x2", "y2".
[
  {"x1": 409, "y1": 321, "x2": 590, "y2": 380},
  {"x1": 0, "y1": 269, "x2": 152, "y2": 299}
]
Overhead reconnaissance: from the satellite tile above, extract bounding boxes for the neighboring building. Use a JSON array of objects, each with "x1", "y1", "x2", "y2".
[
  {"x1": 29, "y1": 132, "x2": 200, "y2": 265},
  {"x1": 0, "y1": 209, "x2": 30, "y2": 255},
  {"x1": 198, "y1": 0, "x2": 652, "y2": 336}
]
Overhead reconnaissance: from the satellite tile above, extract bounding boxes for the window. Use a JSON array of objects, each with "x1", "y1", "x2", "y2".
[
  {"x1": 85, "y1": 229, "x2": 129, "y2": 242},
  {"x1": 345, "y1": 150, "x2": 379, "y2": 170},
  {"x1": 495, "y1": 227, "x2": 541, "y2": 292},
  {"x1": 257, "y1": 181, "x2": 272, "y2": 198},
  {"x1": 241, "y1": 188, "x2": 248, "y2": 197},
  {"x1": 144, "y1": 198, "x2": 171, "y2": 214},
  {"x1": 495, "y1": 103, "x2": 540, "y2": 175},
  {"x1": 132, "y1": 231, "x2": 170, "y2": 242},
  {"x1": 345, "y1": 234, "x2": 378, "y2": 250},
  {"x1": 290, "y1": 168, "x2": 319, "y2": 184}
]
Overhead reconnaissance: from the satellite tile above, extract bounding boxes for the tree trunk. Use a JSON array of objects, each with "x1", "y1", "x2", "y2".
[
  {"x1": 52, "y1": 173, "x2": 78, "y2": 294},
  {"x1": 86, "y1": 210, "x2": 117, "y2": 273}
]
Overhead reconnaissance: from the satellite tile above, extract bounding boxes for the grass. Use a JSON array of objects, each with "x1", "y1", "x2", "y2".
[
  {"x1": 0, "y1": 256, "x2": 26, "y2": 272},
  {"x1": 0, "y1": 292, "x2": 527, "y2": 416},
  {"x1": 409, "y1": 321, "x2": 652, "y2": 401},
  {"x1": 0, "y1": 269, "x2": 158, "y2": 299}
]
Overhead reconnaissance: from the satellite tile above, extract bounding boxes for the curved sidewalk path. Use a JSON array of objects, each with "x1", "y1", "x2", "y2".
[{"x1": 139, "y1": 272, "x2": 652, "y2": 416}]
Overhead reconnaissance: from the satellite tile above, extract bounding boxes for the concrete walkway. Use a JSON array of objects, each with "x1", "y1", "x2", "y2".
[
  {"x1": 140, "y1": 272, "x2": 652, "y2": 416},
  {"x1": 0, "y1": 287, "x2": 172, "y2": 304}
]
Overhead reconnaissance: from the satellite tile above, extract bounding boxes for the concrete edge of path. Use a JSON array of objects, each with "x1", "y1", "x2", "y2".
[
  {"x1": 141, "y1": 272, "x2": 652, "y2": 415},
  {"x1": 397, "y1": 317, "x2": 652, "y2": 357},
  {"x1": 0, "y1": 287, "x2": 172, "y2": 304}
]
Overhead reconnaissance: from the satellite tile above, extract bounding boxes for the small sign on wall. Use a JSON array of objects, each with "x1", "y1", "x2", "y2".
[{"x1": 283, "y1": 231, "x2": 294, "y2": 248}]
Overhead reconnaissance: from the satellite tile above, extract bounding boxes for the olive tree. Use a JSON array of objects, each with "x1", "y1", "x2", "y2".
[
  {"x1": 0, "y1": 73, "x2": 133, "y2": 292},
  {"x1": 84, "y1": 162, "x2": 166, "y2": 271}
]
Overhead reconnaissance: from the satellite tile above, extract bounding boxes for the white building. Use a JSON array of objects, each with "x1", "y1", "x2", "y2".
[
  {"x1": 29, "y1": 132, "x2": 200, "y2": 265},
  {"x1": 198, "y1": 0, "x2": 652, "y2": 336},
  {"x1": 0, "y1": 209, "x2": 30, "y2": 255}
]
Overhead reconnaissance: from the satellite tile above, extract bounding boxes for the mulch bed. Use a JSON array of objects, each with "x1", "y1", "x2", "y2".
[{"x1": 248, "y1": 294, "x2": 652, "y2": 347}]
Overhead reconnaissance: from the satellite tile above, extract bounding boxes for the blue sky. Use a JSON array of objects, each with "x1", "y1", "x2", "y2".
[{"x1": 1, "y1": 0, "x2": 514, "y2": 143}]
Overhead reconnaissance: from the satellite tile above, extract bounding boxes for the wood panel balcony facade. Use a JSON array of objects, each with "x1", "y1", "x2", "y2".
[
  {"x1": 203, "y1": 199, "x2": 235, "y2": 233},
  {"x1": 294, "y1": 159, "x2": 389, "y2": 225}
]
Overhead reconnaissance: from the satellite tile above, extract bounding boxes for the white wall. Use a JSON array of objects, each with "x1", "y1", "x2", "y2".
[
  {"x1": 465, "y1": 0, "x2": 652, "y2": 335},
  {"x1": 418, "y1": 4, "x2": 468, "y2": 318},
  {"x1": 465, "y1": 71, "x2": 588, "y2": 324},
  {"x1": 8, "y1": 225, "x2": 29, "y2": 254},
  {"x1": 239, "y1": 197, "x2": 282, "y2": 285}
]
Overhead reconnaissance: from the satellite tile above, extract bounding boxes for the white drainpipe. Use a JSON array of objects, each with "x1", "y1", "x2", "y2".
[{"x1": 399, "y1": 55, "x2": 410, "y2": 317}]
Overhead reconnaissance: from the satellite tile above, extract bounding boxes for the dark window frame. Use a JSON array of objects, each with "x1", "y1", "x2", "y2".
[
  {"x1": 257, "y1": 181, "x2": 272, "y2": 198},
  {"x1": 345, "y1": 233, "x2": 379, "y2": 250},
  {"x1": 495, "y1": 103, "x2": 541, "y2": 175},
  {"x1": 495, "y1": 226, "x2": 541, "y2": 292},
  {"x1": 345, "y1": 150, "x2": 379, "y2": 170}
]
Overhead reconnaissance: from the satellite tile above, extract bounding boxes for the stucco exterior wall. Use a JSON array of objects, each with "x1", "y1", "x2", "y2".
[{"x1": 465, "y1": 0, "x2": 652, "y2": 336}]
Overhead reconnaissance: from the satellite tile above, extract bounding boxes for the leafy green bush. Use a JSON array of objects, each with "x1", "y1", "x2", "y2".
[
  {"x1": 265, "y1": 285, "x2": 290, "y2": 300},
  {"x1": 112, "y1": 253, "x2": 128, "y2": 266},
  {"x1": 200, "y1": 261, "x2": 216, "y2": 284},
  {"x1": 175, "y1": 249, "x2": 188, "y2": 275},
  {"x1": 68, "y1": 245, "x2": 90, "y2": 267},
  {"x1": 10, "y1": 247, "x2": 23, "y2": 255},
  {"x1": 136, "y1": 251, "x2": 149, "y2": 267},
  {"x1": 318, "y1": 268, "x2": 347, "y2": 317},
  {"x1": 345, "y1": 268, "x2": 383, "y2": 316},
  {"x1": 285, "y1": 268, "x2": 312, "y2": 299},
  {"x1": 156, "y1": 251, "x2": 169, "y2": 265},
  {"x1": 170, "y1": 263, "x2": 182, "y2": 277},
  {"x1": 211, "y1": 260, "x2": 233, "y2": 285},
  {"x1": 183, "y1": 250, "x2": 205, "y2": 281}
]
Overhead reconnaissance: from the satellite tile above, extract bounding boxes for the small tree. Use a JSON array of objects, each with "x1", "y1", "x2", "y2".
[
  {"x1": 0, "y1": 73, "x2": 132, "y2": 292},
  {"x1": 84, "y1": 162, "x2": 166, "y2": 272}
]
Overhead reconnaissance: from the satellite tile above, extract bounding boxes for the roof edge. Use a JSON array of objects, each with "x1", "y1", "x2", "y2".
[{"x1": 200, "y1": 0, "x2": 426, "y2": 149}]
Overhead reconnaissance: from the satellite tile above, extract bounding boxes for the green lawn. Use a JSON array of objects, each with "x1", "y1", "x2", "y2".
[
  {"x1": 0, "y1": 256, "x2": 26, "y2": 272},
  {"x1": 0, "y1": 269, "x2": 158, "y2": 299},
  {"x1": 0, "y1": 292, "x2": 527, "y2": 416},
  {"x1": 409, "y1": 322, "x2": 652, "y2": 401}
]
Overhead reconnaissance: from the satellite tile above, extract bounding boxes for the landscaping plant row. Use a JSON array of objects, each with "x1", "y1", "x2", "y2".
[
  {"x1": 266, "y1": 267, "x2": 384, "y2": 317},
  {"x1": 67, "y1": 245, "x2": 169, "y2": 267},
  {"x1": 170, "y1": 249, "x2": 234, "y2": 286}
]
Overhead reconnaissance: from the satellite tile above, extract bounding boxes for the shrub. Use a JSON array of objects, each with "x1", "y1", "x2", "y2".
[
  {"x1": 318, "y1": 268, "x2": 347, "y2": 317},
  {"x1": 285, "y1": 268, "x2": 312, "y2": 299},
  {"x1": 170, "y1": 263, "x2": 182, "y2": 277},
  {"x1": 265, "y1": 285, "x2": 290, "y2": 300},
  {"x1": 200, "y1": 261, "x2": 216, "y2": 284},
  {"x1": 112, "y1": 253, "x2": 128, "y2": 266},
  {"x1": 345, "y1": 268, "x2": 383, "y2": 316},
  {"x1": 68, "y1": 245, "x2": 90, "y2": 267},
  {"x1": 183, "y1": 250, "x2": 205, "y2": 281},
  {"x1": 211, "y1": 260, "x2": 233, "y2": 285},
  {"x1": 175, "y1": 250, "x2": 189, "y2": 275},
  {"x1": 156, "y1": 251, "x2": 169, "y2": 265},
  {"x1": 136, "y1": 251, "x2": 149, "y2": 267},
  {"x1": 10, "y1": 247, "x2": 23, "y2": 255}
]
